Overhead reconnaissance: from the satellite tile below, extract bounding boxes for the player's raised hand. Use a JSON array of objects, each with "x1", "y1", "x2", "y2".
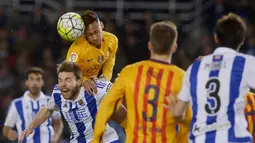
[
  {"x1": 18, "y1": 127, "x2": 33, "y2": 143},
  {"x1": 51, "y1": 136, "x2": 59, "y2": 143},
  {"x1": 6, "y1": 129, "x2": 18, "y2": 141},
  {"x1": 163, "y1": 94, "x2": 177, "y2": 115},
  {"x1": 84, "y1": 79, "x2": 98, "y2": 95}
]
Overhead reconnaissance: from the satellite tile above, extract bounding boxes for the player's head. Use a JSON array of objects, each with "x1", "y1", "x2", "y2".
[
  {"x1": 148, "y1": 21, "x2": 178, "y2": 56},
  {"x1": 25, "y1": 67, "x2": 44, "y2": 95},
  {"x1": 215, "y1": 13, "x2": 247, "y2": 50},
  {"x1": 81, "y1": 10, "x2": 104, "y2": 47},
  {"x1": 57, "y1": 61, "x2": 82, "y2": 100}
]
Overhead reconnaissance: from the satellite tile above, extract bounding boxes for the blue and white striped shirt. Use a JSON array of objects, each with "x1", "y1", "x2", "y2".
[
  {"x1": 46, "y1": 81, "x2": 119, "y2": 143},
  {"x1": 4, "y1": 91, "x2": 61, "y2": 143},
  {"x1": 179, "y1": 47, "x2": 255, "y2": 143}
]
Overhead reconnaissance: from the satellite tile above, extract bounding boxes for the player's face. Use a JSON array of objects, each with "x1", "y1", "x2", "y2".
[
  {"x1": 25, "y1": 73, "x2": 44, "y2": 95},
  {"x1": 85, "y1": 21, "x2": 103, "y2": 47},
  {"x1": 58, "y1": 72, "x2": 82, "y2": 100}
]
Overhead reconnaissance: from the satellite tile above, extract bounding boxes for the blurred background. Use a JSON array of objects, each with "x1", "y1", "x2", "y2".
[{"x1": 0, "y1": 0, "x2": 255, "y2": 142}]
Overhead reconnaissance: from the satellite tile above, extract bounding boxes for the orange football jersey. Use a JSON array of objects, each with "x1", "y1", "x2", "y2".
[
  {"x1": 92, "y1": 59, "x2": 192, "y2": 143},
  {"x1": 66, "y1": 31, "x2": 118, "y2": 82},
  {"x1": 245, "y1": 92, "x2": 255, "y2": 142}
]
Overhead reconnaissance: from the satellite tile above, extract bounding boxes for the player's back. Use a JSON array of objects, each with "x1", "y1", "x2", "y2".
[
  {"x1": 122, "y1": 59, "x2": 189, "y2": 143},
  {"x1": 189, "y1": 48, "x2": 253, "y2": 142}
]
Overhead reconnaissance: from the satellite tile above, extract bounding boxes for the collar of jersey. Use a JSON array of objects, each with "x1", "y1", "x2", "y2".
[
  {"x1": 213, "y1": 47, "x2": 237, "y2": 54},
  {"x1": 23, "y1": 91, "x2": 45, "y2": 101},
  {"x1": 63, "y1": 87, "x2": 85, "y2": 103}
]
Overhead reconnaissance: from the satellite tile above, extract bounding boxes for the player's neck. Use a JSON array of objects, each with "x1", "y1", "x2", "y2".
[
  {"x1": 28, "y1": 92, "x2": 40, "y2": 100},
  {"x1": 95, "y1": 45, "x2": 101, "y2": 49},
  {"x1": 150, "y1": 54, "x2": 172, "y2": 64}
]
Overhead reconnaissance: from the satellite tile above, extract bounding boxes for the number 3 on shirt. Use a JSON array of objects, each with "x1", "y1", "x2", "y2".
[
  {"x1": 142, "y1": 84, "x2": 159, "y2": 122},
  {"x1": 205, "y1": 78, "x2": 221, "y2": 115}
]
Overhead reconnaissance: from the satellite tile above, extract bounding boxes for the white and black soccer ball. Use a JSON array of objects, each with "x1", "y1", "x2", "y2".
[{"x1": 57, "y1": 12, "x2": 85, "y2": 41}]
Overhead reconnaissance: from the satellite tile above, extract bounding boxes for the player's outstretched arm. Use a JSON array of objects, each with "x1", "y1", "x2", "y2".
[
  {"x1": 18, "y1": 107, "x2": 53, "y2": 143},
  {"x1": 165, "y1": 65, "x2": 191, "y2": 121},
  {"x1": 164, "y1": 96, "x2": 189, "y2": 121}
]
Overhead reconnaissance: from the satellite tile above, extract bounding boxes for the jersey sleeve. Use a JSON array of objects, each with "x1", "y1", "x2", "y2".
[
  {"x1": 93, "y1": 68, "x2": 126, "y2": 142},
  {"x1": 46, "y1": 85, "x2": 60, "y2": 111},
  {"x1": 244, "y1": 56, "x2": 255, "y2": 89},
  {"x1": 101, "y1": 36, "x2": 118, "y2": 81},
  {"x1": 51, "y1": 111, "x2": 61, "y2": 120},
  {"x1": 4, "y1": 101, "x2": 18, "y2": 128},
  {"x1": 178, "y1": 66, "x2": 192, "y2": 102},
  {"x1": 94, "y1": 81, "x2": 113, "y2": 103}
]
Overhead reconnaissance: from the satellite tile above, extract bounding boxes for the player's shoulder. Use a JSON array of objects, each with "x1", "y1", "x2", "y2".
[
  {"x1": 195, "y1": 54, "x2": 212, "y2": 61},
  {"x1": 52, "y1": 84, "x2": 62, "y2": 94},
  {"x1": 238, "y1": 53, "x2": 255, "y2": 62},
  {"x1": 171, "y1": 64, "x2": 185, "y2": 75},
  {"x1": 120, "y1": 61, "x2": 145, "y2": 72},
  {"x1": 184, "y1": 55, "x2": 209, "y2": 74},
  {"x1": 70, "y1": 36, "x2": 87, "y2": 48},
  {"x1": 245, "y1": 92, "x2": 255, "y2": 105},
  {"x1": 11, "y1": 96, "x2": 24, "y2": 105},
  {"x1": 191, "y1": 54, "x2": 213, "y2": 66},
  {"x1": 246, "y1": 92, "x2": 255, "y2": 97},
  {"x1": 50, "y1": 85, "x2": 62, "y2": 102},
  {"x1": 130, "y1": 60, "x2": 184, "y2": 70},
  {"x1": 103, "y1": 31, "x2": 118, "y2": 41},
  {"x1": 40, "y1": 92, "x2": 51, "y2": 100}
]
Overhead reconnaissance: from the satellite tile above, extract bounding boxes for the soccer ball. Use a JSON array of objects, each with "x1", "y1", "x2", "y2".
[{"x1": 57, "y1": 12, "x2": 85, "y2": 41}]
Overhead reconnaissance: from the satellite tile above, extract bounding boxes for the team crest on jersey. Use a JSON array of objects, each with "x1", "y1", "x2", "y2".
[
  {"x1": 70, "y1": 52, "x2": 78, "y2": 62},
  {"x1": 213, "y1": 55, "x2": 223, "y2": 61},
  {"x1": 78, "y1": 99, "x2": 85, "y2": 106},
  {"x1": 98, "y1": 56, "x2": 104, "y2": 64}
]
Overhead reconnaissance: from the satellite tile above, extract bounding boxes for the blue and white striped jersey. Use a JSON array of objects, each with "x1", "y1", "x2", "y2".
[
  {"x1": 46, "y1": 81, "x2": 119, "y2": 143},
  {"x1": 4, "y1": 91, "x2": 61, "y2": 143},
  {"x1": 178, "y1": 47, "x2": 255, "y2": 143}
]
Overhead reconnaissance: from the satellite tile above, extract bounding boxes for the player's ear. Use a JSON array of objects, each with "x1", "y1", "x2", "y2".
[
  {"x1": 100, "y1": 21, "x2": 104, "y2": 30},
  {"x1": 214, "y1": 34, "x2": 220, "y2": 45},
  {"x1": 77, "y1": 79, "x2": 82, "y2": 87},
  {"x1": 25, "y1": 79, "x2": 28, "y2": 87},
  {"x1": 240, "y1": 37, "x2": 245, "y2": 46},
  {"x1": 148, "y1": 41, "x2": 152, "y2": 52},
  {"x1": 171, "y1": 43, "x2": 177, "y2": 53},
  {"x1": 41, "y1": 79, "x2": 44, "y2": 87}
]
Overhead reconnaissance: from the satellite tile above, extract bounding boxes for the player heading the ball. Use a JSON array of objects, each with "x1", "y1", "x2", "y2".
[{"x1": 66, "y1": 10, "x2": 118, "y2": 95}]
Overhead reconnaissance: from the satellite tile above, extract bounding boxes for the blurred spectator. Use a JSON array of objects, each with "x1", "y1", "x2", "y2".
[
  {"x1": 29, "y1": 8, "x2": 50, "y2": 37},
  {"x1": 0, "y1": 7, "x2": 7, "y2": 28},
  {"x1": 246, "y1": 36, "x2": 255, "y2": 56},
  {"x1": 0, "y1": 62, "x2": 15, "y2": 96}
]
